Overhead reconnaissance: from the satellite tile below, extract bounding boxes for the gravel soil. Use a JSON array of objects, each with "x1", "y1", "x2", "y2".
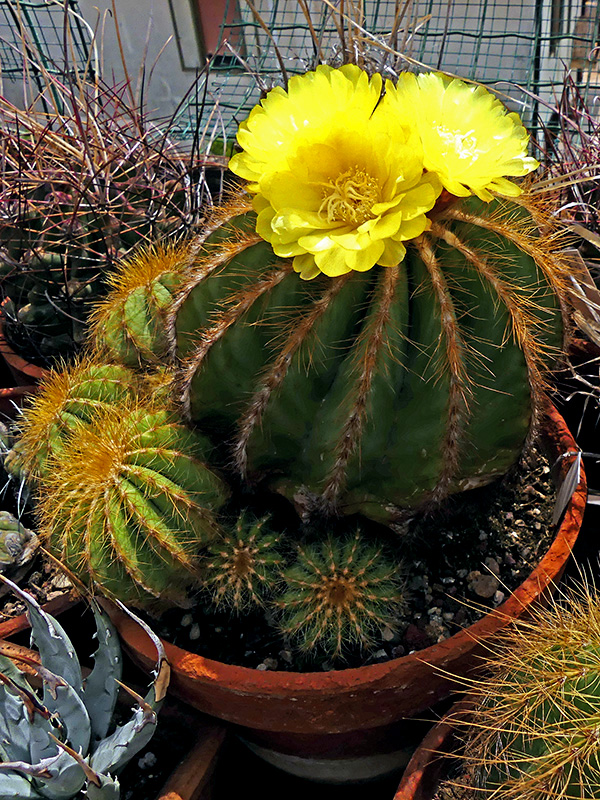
[{"x1": 152, "y1": 444, "x2": 557, "y2": 672}]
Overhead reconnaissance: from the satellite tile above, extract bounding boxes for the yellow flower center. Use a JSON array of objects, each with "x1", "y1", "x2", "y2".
[{"x1": 319, "y1": 167, "x2": 379, "y2": 224}]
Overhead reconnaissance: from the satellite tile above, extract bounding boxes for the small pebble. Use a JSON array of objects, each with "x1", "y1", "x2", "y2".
[
  {"x1": 484, "y1": 557, "x2": 500, "y2": 576},
  {"x1": 493, "y1": 590, "x2": 505, "y2": 606},
  {"x1": 279, "y1": 650, "x2": 293, "y2": 664},
  {"x1": 188, "y1": 623, "x2": 200, "y2": 640},
  {"x1": 180, "y1": 614, "x2": 193, "y2": 627},
  {"x1": 137, "y1": 752, "x2": 157, "y2": 770},
  {"x1": 382, "y1": 626, "x2": 396, "y2": 642}
]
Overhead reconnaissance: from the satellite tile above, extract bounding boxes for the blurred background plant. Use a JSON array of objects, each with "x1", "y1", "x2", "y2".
[{"x1": 0, "y1": 0, "x2": 227, "y2": 369}]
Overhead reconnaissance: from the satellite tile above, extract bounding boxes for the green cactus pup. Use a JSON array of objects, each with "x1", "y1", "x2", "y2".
[
  {"x1": 35, "y1": 403, "x2": 229, "y2": 608},
  {"x1": 457, "y1": 581, "x2": 600, "y2": 799},
  {"x1": 0, "y1": 576, "x2": 169, "y2": 800},
  {"x1": 204, "y1": 514, "x2": 284, "y2": 610},
  {"x1": 14, "y1": 356, "x2": 138, "y2": 482},
  {"x1": 168, "y1": 66, "x2": 569, "y2": 524},
  {"x1": 276, "y1": 530, "x2": 406, "y2": 658},
  {"x1": 89, "y1": 242, "x2": 193, "y2": 369}
]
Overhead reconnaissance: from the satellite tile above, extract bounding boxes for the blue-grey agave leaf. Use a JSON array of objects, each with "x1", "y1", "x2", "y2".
[
  {"x1": 0, "y1": 751, "x2": 86, "y2": 800},
  {"x1": 0, "y1": 576, "x2": 83, "y2": 697},
  {"x1": 27, "y1": 664, "x2": 90, "y2": 763},
  {"x1": 89, "y1": 689, "x2": 157, "y2": 777},
  {"x1": 0, "y1": 655, "x2": 37, "y2": 762},
  {"x1": 90, "y1": 601, "x2": 169, "y2": 778},
  {"x1": 83, "y1": 603, "x2": 122, "y2": 745},
  {"x1": 48, "y1": 737, "x2": 120, "y2": 800},
  {"x1": 0, "y1": 765, "x2": 47, "y2": 798}
]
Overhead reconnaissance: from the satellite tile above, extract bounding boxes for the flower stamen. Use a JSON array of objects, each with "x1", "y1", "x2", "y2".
[{"x1": 319, "y1": 167, "x2": 379, "y2": 224}]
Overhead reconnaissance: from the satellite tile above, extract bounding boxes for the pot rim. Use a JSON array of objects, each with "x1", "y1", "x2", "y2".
[{"x1": 106, "y1": 400, "x2": 586, "y2": 694}]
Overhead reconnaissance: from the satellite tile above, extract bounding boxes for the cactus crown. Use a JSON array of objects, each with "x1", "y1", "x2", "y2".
[
  {"x1": 15, "y1": 357, "x2": 138, "y2": 481},
  {"x1": 204, "y1": 514, "x2": 284, "y2": 610},
  {"x1": 34, "y1": 402, "x2": 229, "y2": 608},
  {"x1": 458, "y1": 579, "x2": 600, "y2": 799},
  {"x1": 276, "y1": 530, "x2": 406, "y2": 657}
]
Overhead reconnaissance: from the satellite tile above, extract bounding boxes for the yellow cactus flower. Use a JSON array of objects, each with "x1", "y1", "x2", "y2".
[
  {"x1": 229, "y1": 64, "x2": 441, "y2": 279},
  {"x1": 390, "y1": 72, "x2": 539, "y2": 202}
]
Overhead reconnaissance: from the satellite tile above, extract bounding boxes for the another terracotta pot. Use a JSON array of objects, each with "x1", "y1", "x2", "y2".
[
  {"x1": 106, "y1": 402, "x2": 586, "y2": 784},
  {"x1": 393, "y1": 699, "x2": 471, "y2": 800},
  {"x1": 0, "y1": 591, "x2": 78, "y2": 640},
  {"x1": 155, "y1": 713, "x2": 228, "y2": 800},
  {"x1": 0, "y1": 304, "x2": 47, "y2": 386}
]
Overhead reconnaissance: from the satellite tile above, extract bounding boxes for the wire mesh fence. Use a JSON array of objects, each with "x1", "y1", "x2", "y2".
[
  {"x1": 1, "y1": 1, "x2": 600, "y2": 147},
  {"x1": 175, "y1": 0, "x2": 600, "y2": 145},
  {"x1": 0, "y1": 0, "x2": 92, "y2": 89}
]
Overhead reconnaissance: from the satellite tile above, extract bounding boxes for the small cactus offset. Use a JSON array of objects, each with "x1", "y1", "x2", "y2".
[
  {"x1": 0, "y1": 576, "x2": 169, "y2": 800},
  {"x1": 203, "y1": 514, "x2": 284, "y2": 610},
  {"x1": 35, "y1": 403, "x2": 229, "y2": 608},
  {"x1": 0, "y1": 511, "x2": 38, "y2": 571},
  {"x1": 14, "y1": 357, "x2": 139, "y2": 482},
  {"x1": 457, "y1": 581, "x2": 600, "y2": 799},
  {"x1": 88, "y1": 243, "x2": 193, "y2": 369},
  {"x1": 276, "y1": 530, "x2": 406, "y2": 658}
]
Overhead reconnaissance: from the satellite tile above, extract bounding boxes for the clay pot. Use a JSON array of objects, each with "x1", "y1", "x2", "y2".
[
  {"x1": 392, "y1": 699, "x2": 471, "y2": 800},
  {"x1": 105, "y1": 402, "x2": 586, "y2": 784},
  {"x1": 0, "y1": 591, "x2": 78, "y2": 640},
  {"x1": 155, "y1": 713, "x2": 228, "y2": 800},
  {"x1": 0, "y1": 303, "x2": 46, "y2": 387}
]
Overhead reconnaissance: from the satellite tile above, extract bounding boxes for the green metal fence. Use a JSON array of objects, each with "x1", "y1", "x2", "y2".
[
  {"x1": 0, "y1": 0, "x2": 92, "y2": 96},
  {"x1": 176, "y1": 0, "x2": 600, "y2": 143}
]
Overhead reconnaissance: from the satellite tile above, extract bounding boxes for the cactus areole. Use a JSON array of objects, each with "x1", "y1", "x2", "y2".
[{"x1": 170, "y1": 69, "x2": 568, "y2": 522}]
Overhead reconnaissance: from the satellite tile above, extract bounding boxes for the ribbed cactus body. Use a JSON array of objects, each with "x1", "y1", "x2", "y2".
[
  {"x1": 16, "y1": 359, "x2": 138, "y2": 481},
  {"x1": 89, "y1": 244, "x2": 191, "y2": 368},
  {"x1": 172, "y1": 197, "x2": 564, "y2": 519},
  {"x1": 463, "y1": 586, "x2": 600, "y2": 799},
  {"x1": 36, "y1": 406, "x2": 229, "y2": 607}
]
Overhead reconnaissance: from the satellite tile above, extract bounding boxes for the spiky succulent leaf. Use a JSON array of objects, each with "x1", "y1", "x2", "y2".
[
  {"x1": 0, "y1": 654, "x2": 38, "y2": 763},
  {"x1": 82, "y1": 604, "x2": 122, "y2": 745}
]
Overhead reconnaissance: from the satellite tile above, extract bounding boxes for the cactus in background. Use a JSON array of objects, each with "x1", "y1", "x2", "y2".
[
  {"x1": 88, "y1": 243, "x2": 193, "y2": 368},
  {"x1": 14, "y1": 357, "x2": 139, "y2": 482},
  {"x1": 0, "y1": 511, "x2": 38, "y2": 572},
  {"x1": 34, "y1": 403, "x2": 229, "y2": 608},
  {"x1": 0, "y1": 576, "x2": 169, "y2": 799},
  {"x1": 204, "y1": 514, "x2": 284, "y2": 610},
  {"x1": 458, "y1": 580, "x2": 600, "y2": 799},
  {"x1": 164, "y1": 67, "x2": 569, "y2": 523},
  {"x1": 276, "y1": 530, "x2": 406, "y2": 657}
]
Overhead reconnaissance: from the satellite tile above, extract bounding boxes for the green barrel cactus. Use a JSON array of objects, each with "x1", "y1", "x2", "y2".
[
  {"x1": 88, "y1": 243, "x2": 193, "y2": 369},
  {"x1": 204, "y1": 514, "x2": 284, "y2": 610},
  {"x1": 169, "y1": 195, "x2": 566, "y2": 522},
  {"x1": 15, "y1": 357, "x2": 139, "y2": 482},
  {"x1": 34, "y1": 403, "x2": 229, "y2": 608},
  {"x1": 0, "y1": 576, "x2": 169, "y2": 799},
  {"x1": 276, "y1": 529, "x2": 406, "y2": 657},
  {"x1": 459, "y1": 581, "x2": 600, "y2": 799}
]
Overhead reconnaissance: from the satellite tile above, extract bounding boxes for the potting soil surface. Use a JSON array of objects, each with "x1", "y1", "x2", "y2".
[{"x1": 152, "y1": 443, "x2": 559, "y2": 671}]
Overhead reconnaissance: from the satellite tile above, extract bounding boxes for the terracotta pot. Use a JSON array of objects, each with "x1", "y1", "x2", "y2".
[
  {"x1": 0, "y1": 591, "x2": 78, "y2": 640},
  {"x1": 106, "y1": 402, "x2": 586, "y2": 784},
  {"x1": 155, "y1": 713, "x2": 228, "y2": 800},
  {"x1": 393, "y1": 699, "x2": 471, "y2": 800},
  {"x1": 0, "y1": 303, "x2": 47, "y2": 386}
]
